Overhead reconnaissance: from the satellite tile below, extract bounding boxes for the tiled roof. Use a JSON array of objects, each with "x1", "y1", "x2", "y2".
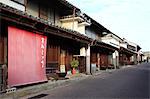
[{"x1": 0, "y1": 2, "x2": 92, "y2": 43}]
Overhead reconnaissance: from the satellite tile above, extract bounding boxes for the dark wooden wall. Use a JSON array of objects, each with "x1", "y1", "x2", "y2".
[
  {"x1": 0, "y1": 37, "x2": 4, "y2": 64},
  {"x1": 0, "y1": 21, "x2": 7, "y2": 65},
  {"x1": 100, "y1": 54, "x2": 108, "y2": 67},
  {"x1": 91, "y1": 46, "x2": 112, "y2": 69},
  {"x1": 65, "y1": 52, "x2": 73, "y2": 71},
  {"x1": 119, "y1": 53, "x2": 133, "y2": 66},
  {"x1": 46, "y1": 35, "x2": 81, "y2": 74},
  {"x1": 47, "y1": 44, "x2": 60, "y2": 64},
  {"x1": 91, "y1": 53, "x2": 97, "y2": 64},
  {"x1": 46, "y1": 37, "x2": 60, "y2": 74}
]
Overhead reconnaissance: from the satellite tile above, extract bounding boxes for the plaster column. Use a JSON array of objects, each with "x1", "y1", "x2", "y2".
[
  {"x1": 116, "y1": 51, "x2": 119, "y2": 67},
  {"x1": 113, "y1": 50, "x2": 119, "y2": 69},
  {"x1": 86, "y1": 46, "x2": 91, "y2": 74}
]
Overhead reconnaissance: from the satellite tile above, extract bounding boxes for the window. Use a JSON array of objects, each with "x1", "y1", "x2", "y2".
[
  {"x1": 39, "y1": 5, "x2": 48, "y2": 20},
  {"x1": 11, "y1": 0, "x2": 25, "y2": 5}
]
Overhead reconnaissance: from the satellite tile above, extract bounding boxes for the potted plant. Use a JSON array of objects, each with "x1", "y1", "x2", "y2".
[{"x1": 70, "y1": 59, "x2": 79, "y2": 75}]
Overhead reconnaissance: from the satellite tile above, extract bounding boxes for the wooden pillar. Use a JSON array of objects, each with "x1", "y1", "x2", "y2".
[
  {"x1": 133, "y1": 54, "x2": 137, "y2": 65},
  {"x1": 0, "y1": 38, "x2": 4, "y2": 64}
]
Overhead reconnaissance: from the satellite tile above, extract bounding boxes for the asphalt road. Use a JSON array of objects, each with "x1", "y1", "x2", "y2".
[{"x1": 35, "y1": 63, "x2": 150, "y2": 99}]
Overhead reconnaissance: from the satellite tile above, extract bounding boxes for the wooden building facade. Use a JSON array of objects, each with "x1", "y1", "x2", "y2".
[
  {"x1": 90, "y1": 41, "x2": 117, "y2": 70},
  {"x1": 0, "y1": 1, "x2": 92, "y2": 90},
  {"x1": 119, "y1": 47, "x2": 136, "y2": 66}
]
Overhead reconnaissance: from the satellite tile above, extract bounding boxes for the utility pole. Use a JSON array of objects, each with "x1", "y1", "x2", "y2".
[
  {"x1": 72, "y1": 7, "x2": 76, "y2": 30},
  {"x1": 24, "y1": 0, "x2": 28, "y2": 12}
]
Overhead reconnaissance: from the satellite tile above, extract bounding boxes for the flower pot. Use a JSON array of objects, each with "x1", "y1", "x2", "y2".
[{"x1": 72, "y1": 68, "x2": 76, "y2": 75}]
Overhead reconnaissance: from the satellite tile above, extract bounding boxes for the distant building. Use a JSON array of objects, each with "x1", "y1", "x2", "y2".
[{"x1": 143, "y1": 51, "x2": 150, "y2": 62}]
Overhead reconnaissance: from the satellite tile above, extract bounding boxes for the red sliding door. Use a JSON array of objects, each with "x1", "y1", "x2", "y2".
[{"x1": 8, "y1": 26, "x2": 47, "y2": 87}]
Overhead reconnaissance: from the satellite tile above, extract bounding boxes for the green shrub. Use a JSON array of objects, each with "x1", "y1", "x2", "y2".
[{"x1": 70, "y1": 59, "x2": 79, "y2": 69}]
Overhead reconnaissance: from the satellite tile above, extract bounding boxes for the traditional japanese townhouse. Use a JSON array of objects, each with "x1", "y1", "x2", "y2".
[
  {"x1": 60, "y1": 12, "x2": 92, "y2": 74},
  {"x1": 119, "y1": 38, "x2": 140, "y2": 66},
  {"x1": 0, "y1": 0, "x2": 92, "y2": 90},
  {"x1": 143, "y1": 51, "x2": 150, "y2": 62},
  {"x1": 101, "y1": 33, "x2": 123, "y2": 69},
  {"x1": 85, "y1": 17, "x2": 119, "y2": 72},
  {"x1": 137, "y1": 51, "x2": 144, "y2": 63}
]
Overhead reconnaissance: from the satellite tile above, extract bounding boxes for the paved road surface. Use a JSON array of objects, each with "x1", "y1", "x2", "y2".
[{"x1": 29, "y1": 63, "x2": 150, "y2": 99}]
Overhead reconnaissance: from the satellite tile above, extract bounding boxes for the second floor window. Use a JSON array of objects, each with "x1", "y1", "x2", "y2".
[{"x1": 39, "y1": 5, "x2": 48, "y2": 20}]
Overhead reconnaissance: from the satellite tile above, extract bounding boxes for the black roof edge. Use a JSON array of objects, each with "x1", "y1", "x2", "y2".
[
  {"x1": 110, "y1": 32, "x2": 124, "y2": 41},
  {"x1": 137, "y1": 45, "x2": 141, "y2": 51},
  {"x1": 58, "y1": 0, "x2": 80, "y2": 11},
  {"x1": 120, "y1": 47, "x2": 137, "y2": 55},
  {"x1": 83, "y1": 13, "x2": 112, "y2": 33},
  {"x1": 93, "y1": 40, "x2": 119, "y2": 51}
]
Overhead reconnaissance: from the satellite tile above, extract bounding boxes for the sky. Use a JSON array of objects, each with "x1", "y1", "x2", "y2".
[{"x1": 67, "y1": 0, "x2": 150, "y2": 51}]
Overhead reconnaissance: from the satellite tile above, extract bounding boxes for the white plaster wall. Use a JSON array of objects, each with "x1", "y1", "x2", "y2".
[
  {"x1": 113, "y1": 52, "x2": 116, "y2": 59},
  {"x1": 61, "y1": 21, "x2": 78, "y2": 31},
  {"x1": 61, "y1": 19, "x2": 87, "y2": 35},
  {"x1": 112, "y1": 50, "x2": 119, "y2": 67},
  {"x1": 102, "y1": 38, "x2": 120, "y2": 48},
  {"x1": 86, "y1": 46, "x2": 91, "y2": 74},
  {"x1": 80, "y1": 47, "x2": 86, "y2": 56},
  {"x1": 120, "y1": 43, "x2": 127, "y2": 48},
  {"x1": 78, "y1": 24, "x2": 85, "y2": 35},
  {"x1": 0, "y1": 0, "x2": 25, "y2": 11},
  {"x1": 130, "y1": 56, "x2": 134, "y2": 62}
]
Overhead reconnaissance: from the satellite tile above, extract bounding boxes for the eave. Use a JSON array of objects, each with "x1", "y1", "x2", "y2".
[
  {"x1": 91, "y1": 40, "x2": 119, "y2": 52},
  {"x1": 120, "y1": 47, "x2": 137, "y2": 55}
]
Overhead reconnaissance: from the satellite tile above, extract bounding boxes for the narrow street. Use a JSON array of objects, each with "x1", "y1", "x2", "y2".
[{"x1": 28, "y1": 63, "x2": 150, "y2": 99}]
